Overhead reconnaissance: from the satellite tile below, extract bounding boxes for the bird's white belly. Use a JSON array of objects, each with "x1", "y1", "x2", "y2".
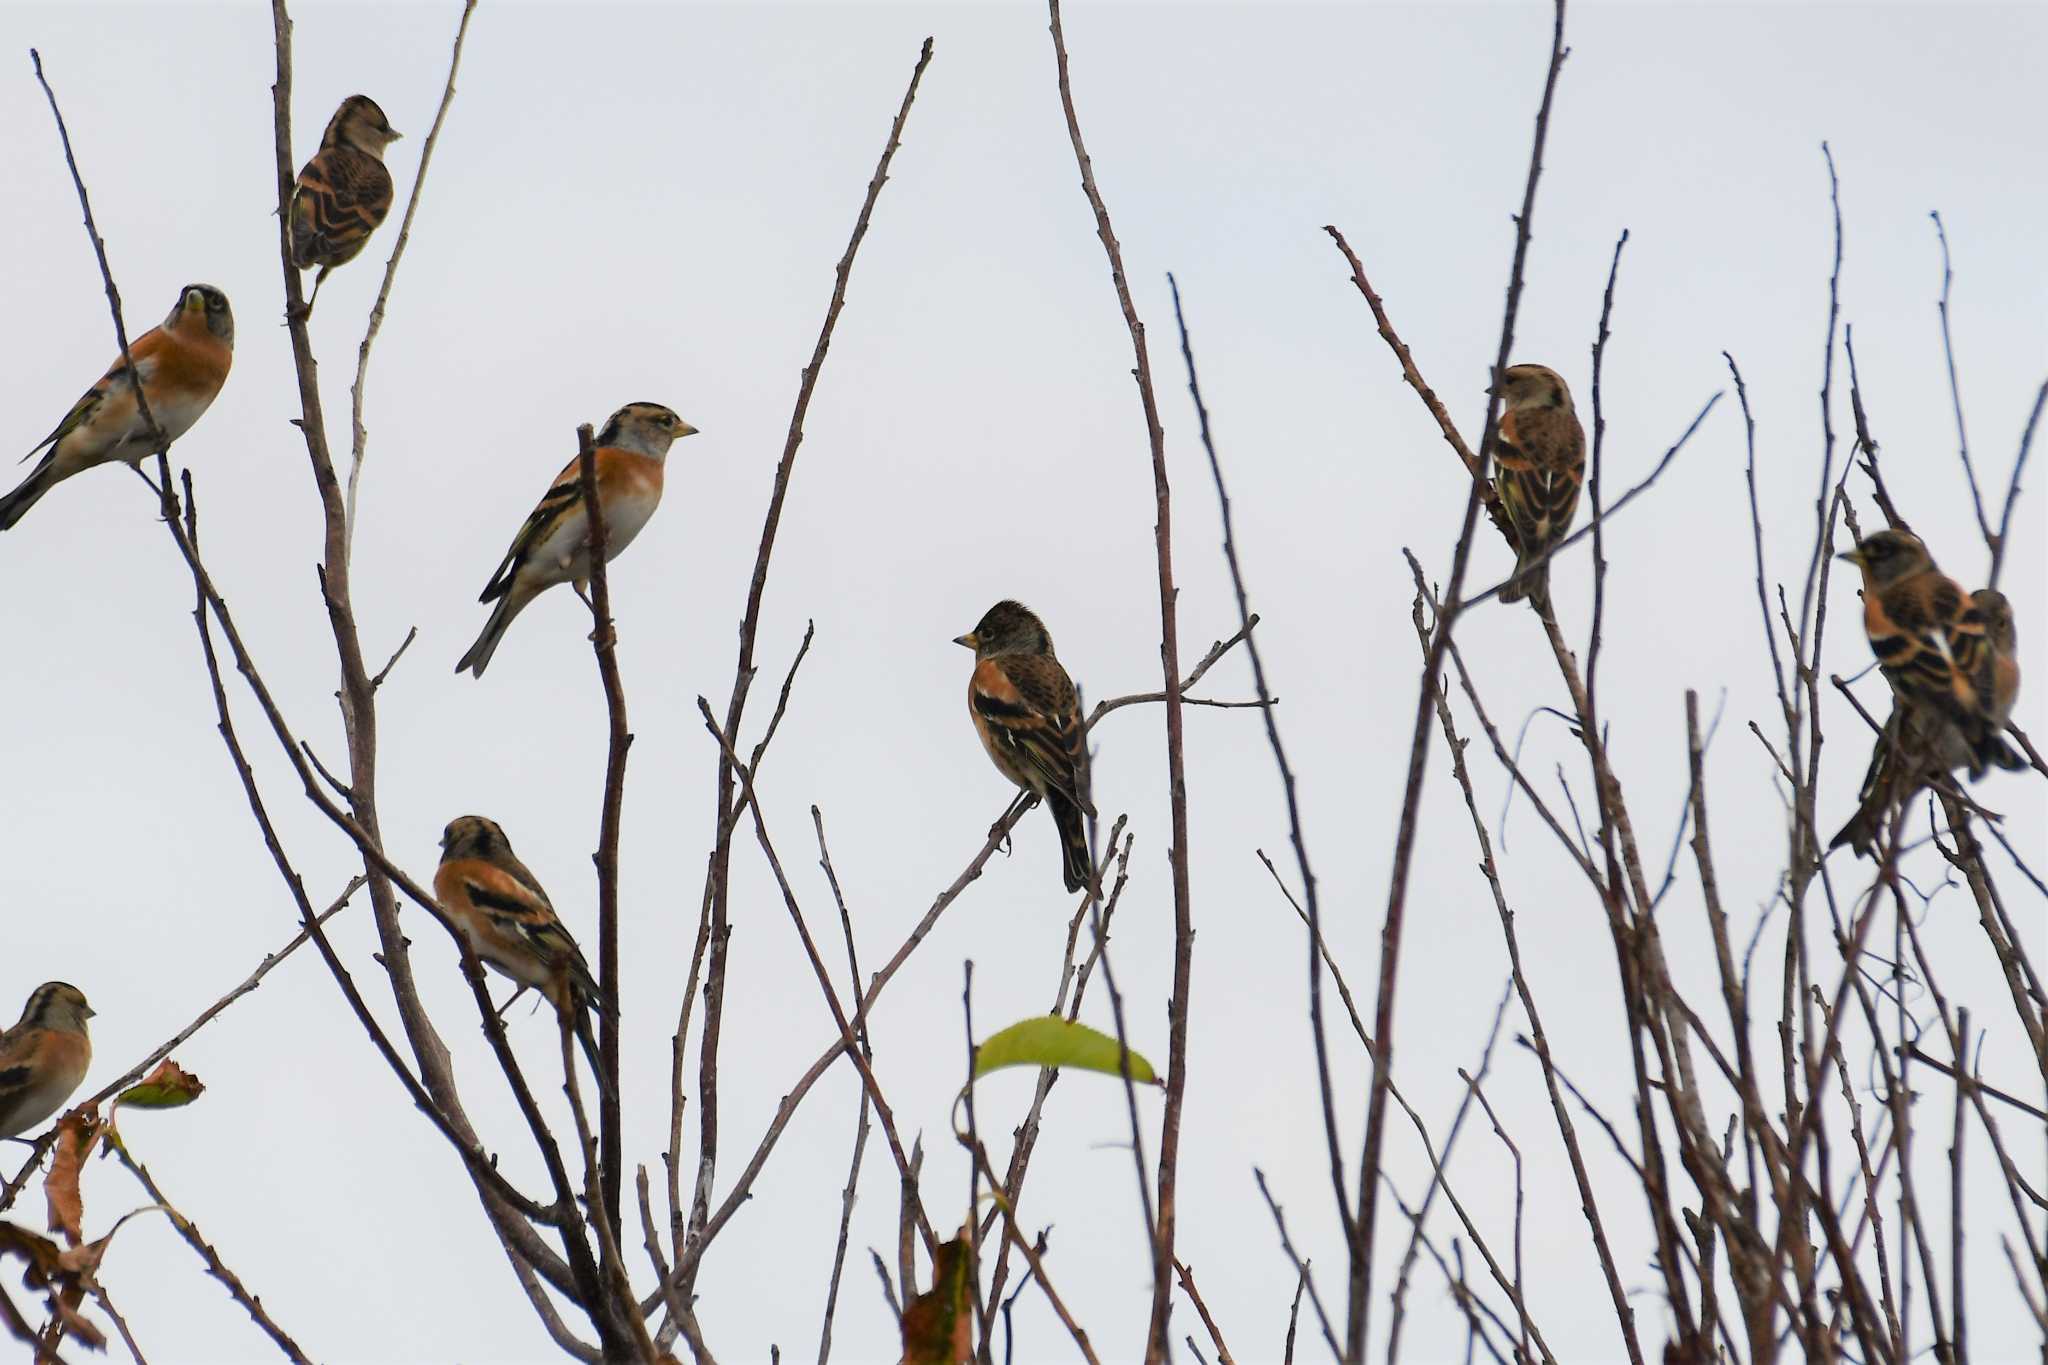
[
  {"x1": 0, "y1": 1066, "x2": 85, "y2": 1137},
  {"x1": 531, "y1": 491, "x2": 659, "y2": 584},
  {"x1": 96, "y1": 388, "x2": 213, "y2": 466}
]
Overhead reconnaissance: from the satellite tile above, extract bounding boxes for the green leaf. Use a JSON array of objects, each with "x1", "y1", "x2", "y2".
[
  {"x1": 972, "y1": 1016, "x2": 1159, "y2": 1085},
  {"x1": 113, "y1": 1060, "x2": 205, "y2": 1111}
]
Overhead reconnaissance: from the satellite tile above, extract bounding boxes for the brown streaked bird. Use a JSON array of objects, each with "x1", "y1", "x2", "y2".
[
  {"x1": 289, "y1": 95, "x2": 402, "y2": 312},
  {"x1": 456, "y1": 402, "x2": 699, "y2": 677},
  {"x1": 0, "y1": 983, "x2": 93, "y2": 1140},
  {"x1": 432, "y1": 816, "x2": 604, "y2": 1089},
  {"x1": 1831, "y1": 586, "x2": 2024, "y2": 858},
  {"x1": 1837, "y1": 530, "x2": 2015, "y2": 777},
  {"x1": 1, "y1": 285, "x2": 234, "y2": 531},
  {"x1": 955, "y1": 601, "x2": 1095, "y2": 894},
  {"x1": 1492, "y1": 363, "x2": 1586, "y2": 608}
]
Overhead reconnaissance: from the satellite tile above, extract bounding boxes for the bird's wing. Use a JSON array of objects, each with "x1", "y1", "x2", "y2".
[
  {"x1": 290, "y1": 147, "x2": 394, "y2": 267},
  {"x1": 458, "y1": 861, "x2": 597, "y2": 997},
  {"x1": 1494, "y1": 409, "x2": 1584, "y2": 549},
  {"x1": 971, "y1": 655, "x2": 1092, "y2": 812},
  {"x1": 24, "y1": 329, "x2": 164, "y2": 460},
  {"x1": 479, "y1": 455, "x2": 589, "y2": 602}
]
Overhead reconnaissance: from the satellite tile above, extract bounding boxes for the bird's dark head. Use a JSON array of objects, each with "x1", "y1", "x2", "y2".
[
  {"x1": 1838, "y1": 528, "x2": 1933, "y2": 588},
  {"x1": 169, "y1": 284, "x2": 233, "y2": 345},
  {"x1": 440, "y1": 814, "x2": 510, "y2": 862},
  {"x1": 954, "y1": 600, "x2": 1054, "y2": 659}
]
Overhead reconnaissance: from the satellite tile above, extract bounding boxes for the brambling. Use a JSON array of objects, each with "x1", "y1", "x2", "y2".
[
  {"x1": 290, "y1": 95, "x2": 402, "y2": 312},
  {"x1": 0, "y1": 983, "x2": 93, "y2": 1140},
  {"x1": 1, "y1": 285, "x2": 234, "y2": 531},
  {"x1": 1831, "y1": 586, "x2": 2024, "y2": 857},
  {"x1": 1491, "y1": 364, "x2": 1586, "y2": 607},
  {"x1": 456, "y1": 402, "x2": 698, "y2": 677},
  {"x1": 432, "y1": 816, "x2": 603, "y2": 1086},
  {"x1": 954, "y1": 601, "x2": 1095, "y2": 894},
  {"x1": 1837, "y1": 531, "x2": 2016, "y2": 777}
]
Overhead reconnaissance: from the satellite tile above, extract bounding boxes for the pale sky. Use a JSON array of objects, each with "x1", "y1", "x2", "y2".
[{"x1": 1, "y1": 2, "x2": 2043, "y2": 1362}]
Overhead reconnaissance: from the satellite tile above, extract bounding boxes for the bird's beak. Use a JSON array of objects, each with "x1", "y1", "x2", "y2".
[
  {"x1": 388, "y1": 128, "x2": 405, "y2": 141},
  {"x1": 83, "y1": 1004, "x2": 97, "y2": 1019},
  {"x1": 1836, "y1": 548, "x2": 1863, "y2": 565},
  {"x1": 953, "y1": 632, "x2": 978, "y2": 650},
  {"x1": 677, "y1": 421, "x2": 700, "y2": 438}
]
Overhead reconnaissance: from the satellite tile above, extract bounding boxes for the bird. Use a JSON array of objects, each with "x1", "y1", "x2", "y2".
[
  {"x1": 432, "y1": 816, "x2": 604, "y2": 1090},
  {"x1": 289, "y1": 95, "x2": 402, "y2": 313},
  {"x1": 455, "y1": 402, "x2": 699, "y2": 677},
  {"x1": 1831, "y1": 585, "x2": 2025, "y2": 858},
  {"x1": 954, "y1": 600, "x2": 1095, "y2": 894},
  {"x1": 0, "y1": 982, "x2": 94, "y2": 1140},
  {"x1": 1837, "y1": 530, "x2": 2016, "y2": 778},
  {"x1": 1491, "y1": 363, "x2": 1586, "y2": 608},
  {"x1": 1, "y1": 285, "x2": 234, "y2": 531}
]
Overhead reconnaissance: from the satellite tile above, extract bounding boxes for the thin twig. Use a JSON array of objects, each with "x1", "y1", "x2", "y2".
[
  {"x1": 344, "y1": 0, "x2": 477, "y2": 554},
  {"x1": 1044, "y1": 6, "x2": 1191, "y2": 1351}
]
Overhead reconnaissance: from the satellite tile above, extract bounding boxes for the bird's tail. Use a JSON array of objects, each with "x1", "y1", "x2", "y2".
[
  {"x1": 455, "y1": 592, "x2": 526, "y2": 677},
  {"x1": 1972, "y1": 730, "x2": 2025, "y2": 776},
  {"x1": 1049, "y1": 791, "x2": 1092, "y2": 895},
  {"x1": 1828, "y1": 796, "x2": 1886, "y2": 861},
  {"x1": 304, "y1": 267, "x2": 331, "y2": 317},
  {"x1": 570, "y1": 1000, "x2": 612, "y2": 1103},
  {"x1": 1497, "y1": 552, "x2": 1548, "y2": 608},
  {"x1": 1831, "y1": 727, "x2": 1907, "y2": 860},
  {"x1": 0, "y1": 456, "x2": 59, "y2": 532}
]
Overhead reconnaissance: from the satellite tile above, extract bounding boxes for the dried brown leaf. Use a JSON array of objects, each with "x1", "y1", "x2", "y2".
[
  {"x1": 899, "y1": 1229, "x2": 974, "y2": 1364},
  {"x1": 43, "y1": 1110, "x2": 99, "y2": 1246}
]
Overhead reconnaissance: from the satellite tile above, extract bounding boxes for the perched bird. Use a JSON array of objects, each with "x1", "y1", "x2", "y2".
[
  {"x1": 432, "y1": 816, "x2": 603, "y2": 1087},
  {"x1": 289, "y1": 95, "x2": 402, "y2": 312},
  {"x1": 1837, "y1": 530, "x2": 2016, "y2": 777},
  {"x1": 0, "y1": 983, "x2": 93, "y2": 1140},
  {"x1": 955, "y1": 601, "x2": 1095, "y2": 894},
  {"x1": 456, "y1": 403, "x2": 698, "y2": 677},
  {"x1": 1832, "y1": 585, "x2": 2025, "y2": 858},
  {"x1": 1955, "y1": 587, "x2": 2022, "y2": 742},
  {"x1": 1492, "y1": 363, "x2": 1586, "y2": 607},
  {"x1": 1, "y1": 285, "x2": 234, "y2": 531}
]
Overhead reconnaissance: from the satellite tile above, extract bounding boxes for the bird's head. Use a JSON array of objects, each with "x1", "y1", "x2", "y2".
[
  {"x1": 19, "y1": 982, "x2": 93, "y2": 1034},
  {"x1": 596, "y1": 402, "x2": 698, "y2": 458},
  {"x1": 1837, "y1": 528, "x2": 1933, "y2": 588},
  {"x1": 168, "y1": 284, "x2": 234, "y2": 345},
  {"x1": 440, "y1": 814, "x2": 510, "y2": 862},
  {"x1": 954, "y1": 600, "x2": 1054, "y2": 659},
  {"x1": 326, "y1": 95, "x2": 403, "y2": 157},
  {"x1": 1971, "y1": 588, "x2": 2017, "y2": 653},
  {"x1": 1494, "y1": 363, "x2": 1573, "y2": 412}
]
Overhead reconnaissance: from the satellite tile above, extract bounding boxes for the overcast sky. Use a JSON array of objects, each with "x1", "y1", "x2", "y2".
[{"x1": 2, "y1": 2, "x2": 2043, "y2": 1362}]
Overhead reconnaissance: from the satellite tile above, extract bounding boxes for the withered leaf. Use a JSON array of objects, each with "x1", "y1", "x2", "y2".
[
  {"x1": 44, "y1": 1110, "x2": 100, "y2": 1246},
  {"x1": 899, "y1": 1230, "x2": 973, "y2": 1364}
]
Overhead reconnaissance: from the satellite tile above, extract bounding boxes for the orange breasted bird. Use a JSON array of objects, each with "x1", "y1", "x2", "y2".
[
  {"x1": 2, "y1": 285, "x2": 234, "y2": 531},
  {"x1": 433, "y1": 816, "x2": 605, "y2": 1089},
  {"x1": 955, "y1": 600, "x2": 1095, "y2": 894},
  {"x1": 456, "y1": 402, "x2": 698, "y2": 677},
  {"x1": 0, "y1": 982, "x2": 93, "y2": 1139},
  {"x1": 1493, "y1": 363, "x2": 1586, "y2": 608}
]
